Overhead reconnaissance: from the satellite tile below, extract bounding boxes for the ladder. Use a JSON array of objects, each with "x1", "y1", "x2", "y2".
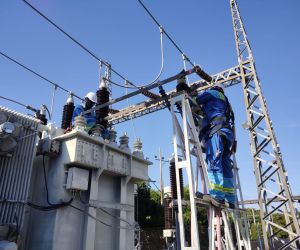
[{"x1": 169, "y1": 92, "x2": 251, "y2": 249}]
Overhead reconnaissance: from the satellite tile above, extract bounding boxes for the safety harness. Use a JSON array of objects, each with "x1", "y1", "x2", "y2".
[{"x1": 197, "y1": 91, "x2": 236, "y2": 152}]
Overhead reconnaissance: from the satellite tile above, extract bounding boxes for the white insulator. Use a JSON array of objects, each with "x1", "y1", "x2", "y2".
[
  {"x1": 133, "y1": 138, "x2": 144, "y2": 158},
  {"x1": 66, "y1": 94, "x2": 74, "y2": 104},
  {"x1": 74, "y1": 115, "x2": 86, "y2": 131},
  {"x1": 109, "y1": 127, "x2": 117, "y2": 143},
  {"x1": 119, "y1": 132, "x2": 129, "y2": 149},
  {"x1": 133, "y1": 138, "x2": 142, "y2": 151},
  {"x1": 91, "y1": 124, "x2": 103, "y2": 137},
  {"x1": 99, "y1": 77, "x2": 107, "y2": 89}
]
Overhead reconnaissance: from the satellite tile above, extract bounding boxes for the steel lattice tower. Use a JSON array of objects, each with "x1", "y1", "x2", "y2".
[{"x1": 230, "y1": 0, "x2": 300, "y2": 249}]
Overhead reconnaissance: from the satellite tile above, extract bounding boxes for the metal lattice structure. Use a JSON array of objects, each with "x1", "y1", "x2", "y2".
[{"x1": 230, "y1": 0, "x2": 300, "y2": 249}]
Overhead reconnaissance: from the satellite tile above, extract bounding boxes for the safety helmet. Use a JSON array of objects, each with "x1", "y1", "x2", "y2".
[
  {"x1": 211, "y1": 86, "x2": 224, "y2": 94},
  {"x1": 85, "y1": 92, "x2": 97, "y2": 103}
]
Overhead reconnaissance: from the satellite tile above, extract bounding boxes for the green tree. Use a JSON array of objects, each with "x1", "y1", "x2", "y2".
[{"x1": 136, "y1": 182, "x2": 164, "y2": 228}]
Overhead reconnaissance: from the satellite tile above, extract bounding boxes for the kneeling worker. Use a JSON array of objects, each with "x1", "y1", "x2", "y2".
[{"x1": 72, "y1": 92, "x2": 97, "y2": 131}]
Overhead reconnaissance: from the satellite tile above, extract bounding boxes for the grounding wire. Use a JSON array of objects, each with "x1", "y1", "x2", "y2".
[
  {"x1": 129, "y1": 26, "x2": 165, "y2": 88},
  {"x1": 0, "y1": 51, "x2": 84, "y2": 101},
  {"x1": 137, "y1": 0, "x2": 195, "y2": 68},
  {"x1": 69, "y1": 204, "x2": 133, "y2": 230},
  {"x1": 22, "y1": 0, "x2": 135, "y2": 89},
  {"x1": 77, "y1": 192, "x2": 133, "y2": 226}
]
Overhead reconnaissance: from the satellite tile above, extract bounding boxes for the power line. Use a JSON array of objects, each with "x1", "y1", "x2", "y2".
[
  {"x1": 22, "y1": 0, "x2": 135, "y2": 89},
  {"x1": 0, "y1": 51, "x2": 83, "y2": 101},
  {"x1": 137, "y1": 0, "x2": 195, "y2": 68},
  {"x1": 0, "y1": 95, "x2": 38, "y2": 112}
]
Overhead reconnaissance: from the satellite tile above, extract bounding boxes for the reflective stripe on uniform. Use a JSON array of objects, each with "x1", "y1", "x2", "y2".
[{"x1": 210, "y1": 183, "x2": 235, "y2": 194}]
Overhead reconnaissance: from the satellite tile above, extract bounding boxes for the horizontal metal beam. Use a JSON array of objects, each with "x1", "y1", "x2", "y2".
[
  {"x1": 108, "y1": 63, "x2": 245, "y2": 125},
  {"x1": 239, "y1": 195, "x2": 300, "y2": 205}
]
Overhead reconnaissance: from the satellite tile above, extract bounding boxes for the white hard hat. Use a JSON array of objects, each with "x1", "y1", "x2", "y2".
[{"x1": 85, "y1": 92, "x2": 97, "y2": 103}]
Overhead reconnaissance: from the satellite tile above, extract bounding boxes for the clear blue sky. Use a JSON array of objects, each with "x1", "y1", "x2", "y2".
[{"x1": 1, "y1": 0, "x2": 300, "y2": 201}]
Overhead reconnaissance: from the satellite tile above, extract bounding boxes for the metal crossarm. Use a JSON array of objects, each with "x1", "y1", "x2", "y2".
[
  {"x1": 230, "y1": 0, "x2": 300, "y2": 249},
  {"x1": 107, "y1": 64, "x2": 245, "y2": 126}
]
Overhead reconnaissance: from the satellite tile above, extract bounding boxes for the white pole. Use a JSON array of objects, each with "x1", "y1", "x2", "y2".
[{"x1": 159, "y1": 147, "x2": 164, "y2": 205}]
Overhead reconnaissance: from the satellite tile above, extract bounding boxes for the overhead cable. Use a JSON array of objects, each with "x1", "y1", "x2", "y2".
[
  {"x1": 22, "y1": 0, "x2": 134, "y2": 88},
  {"x1": 0, "y1": 51, "x2": 83, "y2": 101},
  {"x1": 0, "y1": 95, "x2": 38, "y2": 112},
  {"x1": 137, "y1": 0, "x2": 195, "y2": 68}
]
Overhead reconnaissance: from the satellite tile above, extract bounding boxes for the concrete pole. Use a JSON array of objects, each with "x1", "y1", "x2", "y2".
[{"x1": 159, "y1": 147, "x2": 164, "y2": 205}]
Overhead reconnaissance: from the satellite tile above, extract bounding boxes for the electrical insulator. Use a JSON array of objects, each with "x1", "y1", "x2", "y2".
[
  {"x1": 36, "y1": 106, "x2": 47, "y2": 125},
  {"x1": 61, "y1": 95, "x2": 75, "y2": 129},
  {"x1": 96, "y1": 83, "x2": 110, "y2": 129},
  {"x1": 164, "y1": 198, "x2": 174, "y2": 229},
  {"x1": 176, "y1": 75, "x2": 189, "y2": 93},
  {"x1": 158, "y1": 86, "x2": 170, "y2": 110},
  {"x1": 169, "y1": 157, "x2": 184, "y2": 200},
  {"x1": 141, "y1": 90, "x2": 160, "y2": 100}
]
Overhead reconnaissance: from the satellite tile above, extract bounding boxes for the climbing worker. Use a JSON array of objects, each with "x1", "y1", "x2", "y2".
[
  {"x1": 72, "y1": 92, "x2": 97, "y2": 131},
  {"x1": 190, "y1": 84, "x2": 237, "y2": 208}
]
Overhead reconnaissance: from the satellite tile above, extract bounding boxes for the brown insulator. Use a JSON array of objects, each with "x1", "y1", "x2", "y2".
[
  {"x1": 61, "y1": 102, "x2": 74, "y2": 129},
  {"x1": 195, "y1": 66, "x2": 212, "y2": 82},
  {"x1": 179, "y1": 167, "x2": 184, "y2": 198},
  {"x1": 96, "y1": 87, "x2": 110, "y2": 128},
  {"x1": 159, "y1": 86, "x2": 170, "y2": 110},
  {"x1": 169, "y1": 158, "x2": 184, "y2": 200},
  {"x1": 141, "y1": 90, "x2": 160, "y2": 100},
  {"x1": 164, "y1": 198, "x2": 174, "y2": 229},
  {"x1": 108, "y1": 108, "x2": 119, "y2": 114},
  {"x1": 169, "y1": 158, "x2": 177, "y2": 200}
]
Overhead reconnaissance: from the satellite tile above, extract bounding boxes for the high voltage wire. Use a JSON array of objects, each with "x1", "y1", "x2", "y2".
[
  {"x1": 0, "y1": 95, "x2": 38, "y2": 112},
  {"x1": 22, "y1": 0, "x2": 137, "y2": 89},
  {"x1": 137, "y1": 0, "x2": 195, "y2": 68},
  {"x1": 0, "y1": 51, "x2": 84, "y2": 101}
]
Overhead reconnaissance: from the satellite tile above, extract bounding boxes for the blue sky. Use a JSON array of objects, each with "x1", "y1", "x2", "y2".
[{"x1": 1, "y1": 0, "x2": 300, "y2": 201}]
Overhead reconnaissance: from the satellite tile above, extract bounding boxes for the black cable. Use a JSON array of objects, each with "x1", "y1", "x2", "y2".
[
  {"x1": 137, "y1": 0, "x2": 195, "y2": 67},
  {"x1": 77, "y1": 192, "x2": 132, "y2": 226},
  {"x1": 104, "y1": 78, "x2": 136, "y2": 89},
  {"x1": 0, "y1": 95, "x2": 38, "y2": 112},
  {"x1": 42, "y1": 155, "x2": 73, "y2": 208},
  {"x1": 69, "y1": 204, "x2": 117, "y2": 228},
  {"x1": 0, "y1": 51, "x2": 84, "y2": 101},
  {"x1": 22, "y1": 0, "x2": 136, "y2": 89}
]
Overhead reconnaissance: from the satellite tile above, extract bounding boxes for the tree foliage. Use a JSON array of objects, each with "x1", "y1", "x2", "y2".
[{"x1": 136, "y1": 182, "x2": 164, "y2": 228}]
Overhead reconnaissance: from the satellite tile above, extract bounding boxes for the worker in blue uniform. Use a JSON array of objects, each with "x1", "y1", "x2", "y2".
[
  {"x1": 191, "y1": 85, "x2": 237, "y2": 208},
  {"x1": 72, "y1": 92, "x2": 97, "y2": 131}
]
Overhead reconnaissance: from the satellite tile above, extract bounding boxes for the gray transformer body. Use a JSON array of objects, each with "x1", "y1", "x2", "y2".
[
  {"x1": 27, "y1": 131, "x2": 150, "y2": 250},
  {"x1": 0, "y1": 106, "x2": 150, "y2": 250}
]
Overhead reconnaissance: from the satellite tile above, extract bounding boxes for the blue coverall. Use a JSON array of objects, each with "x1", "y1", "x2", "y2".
[
  {"x1": 72, "y1": 104, "x2": 96, "y2": 130},
  {"x1": 72, "y1": 104, "x2": 110, "y2": 139},
  {"x1": 194, "y1": 89, "x2": 236, "y2": 204}
]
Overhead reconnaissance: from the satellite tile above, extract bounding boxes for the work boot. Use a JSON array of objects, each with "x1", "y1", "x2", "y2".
[
  {"x1": 202, "y1": 194, "x2": 225, "y2": 208},
  {"x1": 224, "y1": 201, "x2": 236, "y2": 209},
  {"x1": 210, "y1": 197, "x2": 225, "y2": 208}
]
